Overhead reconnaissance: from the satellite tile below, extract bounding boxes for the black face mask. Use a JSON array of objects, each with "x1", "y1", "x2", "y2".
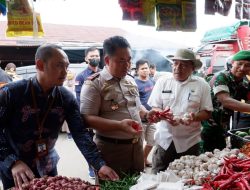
[{"x1": 89, "y1": 59, "x2": 100, "y2": 67}]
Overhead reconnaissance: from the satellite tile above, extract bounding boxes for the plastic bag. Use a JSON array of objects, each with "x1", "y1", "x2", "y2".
[
  {"x1": 156, "y1": 3, "x2": 182, "y2": 31},
  {"x1": 119, "y1": 0, "x2": 143, "y2": 21},
  {"x1": 205, "y1": 0, "x2": 232, "y2": 16},
  {"x1": 235, "y1": 2, "x2": 242, "y2": 19},
  {"x1": 6, "y1": 0, "x2": 44, "y2": 37},
  {"x1": 214, "y1": 0, "x2": 232, "y2": 16},
  {"x1": 182, "y1": 1, "x2": 197, "y2": 31},
  {"x1": 138, "y1": 0, "x2": 156, "y2": 26},
  {"x1": 243, "y1": 3, "x2": 250, "y2": 19}
]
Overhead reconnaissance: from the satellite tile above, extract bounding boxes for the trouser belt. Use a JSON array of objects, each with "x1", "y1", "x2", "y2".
[{"x1": 96, "y1": 134, "x2": 139, "y2": 144}]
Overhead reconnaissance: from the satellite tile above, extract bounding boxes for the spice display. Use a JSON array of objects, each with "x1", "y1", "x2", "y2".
[
  {"x1": 167, "y1": 148, "x2": 244, "y2": 185},
  {"x1": 203, "y1": 156, "x2": 250, "y2": 189},
  {"x1": 11, "y1": 175, "x2": 98, "y2": 190}
]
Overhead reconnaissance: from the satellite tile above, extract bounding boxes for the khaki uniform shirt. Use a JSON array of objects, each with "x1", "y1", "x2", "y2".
[{"x1": 80, "y1": 67, "x2": 142, "y2": 139}]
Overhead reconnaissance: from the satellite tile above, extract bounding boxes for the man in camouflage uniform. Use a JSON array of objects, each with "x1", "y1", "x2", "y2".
[{"x1": 202, "y1": 50, "x2": 250, "y2": 152}]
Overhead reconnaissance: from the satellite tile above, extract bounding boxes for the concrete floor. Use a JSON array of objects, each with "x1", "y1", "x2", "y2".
[{"x1": 0, "y1": 133, "x2": 152, "y2": 189}]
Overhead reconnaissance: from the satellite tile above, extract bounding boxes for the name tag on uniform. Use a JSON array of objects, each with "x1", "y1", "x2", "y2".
[
  {"x1": 110, "y1": 99, "x2": 119, "y2": 111},
  {"x1": 162, "y1": 90, "x2": 172, "y2": 93},
  {"x1": 36, "y1": 139, "x2": 48, "y2": 158}
]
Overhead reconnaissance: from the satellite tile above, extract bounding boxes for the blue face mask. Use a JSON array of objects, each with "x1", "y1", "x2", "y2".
[{"x1": 89, "y1": 59, "x2": 100, "y2": 67}]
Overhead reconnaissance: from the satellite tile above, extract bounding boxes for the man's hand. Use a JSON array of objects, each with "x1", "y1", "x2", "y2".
[
  {"x1": 11, "y1": 160, "x2": 35, "y2": 190},
  {"x1": 120, "y1": 119, "x2": 143, "y2": 135},
  {"x1": 180, "y1": 112, "x2": 196, "y2": 126},
  {"x1": 148, "y1": 108, "x2": 174, "y2": 123},
  {"x1": 147, "y1": 110, "x2": 161, "y2": 123},
  {"x1": 98, "y1": 165, "x2": 119, "y2": 181}
]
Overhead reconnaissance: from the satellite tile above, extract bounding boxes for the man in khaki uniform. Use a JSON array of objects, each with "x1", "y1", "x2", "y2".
[{"x1": 80, "y1": 36, "x2": 149, "y2": 176}]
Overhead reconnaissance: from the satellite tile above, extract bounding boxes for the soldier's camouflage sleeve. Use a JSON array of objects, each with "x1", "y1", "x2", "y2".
[
  {"x1": 213, "y1": 72, "x2": 230, "y2": 95},
  {"x1": 65, "y1": 95, "x2": 106, "y2": 171},
  {"x1": 0, "y1": 86, "x2": 19, "y2": 177},
  {"x1": 213, "y1": 72, "x2": 229, "y2": 87}
]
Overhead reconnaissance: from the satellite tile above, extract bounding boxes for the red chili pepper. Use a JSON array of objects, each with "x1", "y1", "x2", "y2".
[
  {"x1": 131, "y1": 123, "x2": 142, "y2": 131},
  {"x1": 202, "y1": 183, "x2": 214, "y2": 190},
  {"x1": 240, "y1": 177, "x2": 250, "y2": 190},
  {"x1": 235, "y1": 181, "x2": 247, "y2": 190},
  {"x1": 236, "y1": 158, "x2": 250, "y2": 164},
  {"x1": 213, "y1": 180, "x2": 227, "y2": 188},
  {"x1": 219, "y1": 173, "x2": 243, "y2": 190},
  {"x1": 235, "y1": 161, "x2": 250, "y2": 167},
  {"x1": 213, "y1": 174, "x2": 230, "y2": 181}
]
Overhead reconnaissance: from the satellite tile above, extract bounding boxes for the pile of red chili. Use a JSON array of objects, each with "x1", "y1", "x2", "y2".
[{"x1": 202, "y1": 157, "x2": 250, "y2": 190}]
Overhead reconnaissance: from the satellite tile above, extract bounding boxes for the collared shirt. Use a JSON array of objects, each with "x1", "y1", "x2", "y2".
[
  {"x1": 75, "y1": 66, "x2": 100, "y2": 105},
  {"x1": 80, "y1": 67, "x2": 142, "y2": 139},
  {"x1": 0, "y1": 77, "x2": 105, "y2": 178},
  {"x1": 148, "y1": 75, "x2": 213, "y2": 153},
  {"x1": 202, "y1": 71, "x2": 249, "y2": 133}
]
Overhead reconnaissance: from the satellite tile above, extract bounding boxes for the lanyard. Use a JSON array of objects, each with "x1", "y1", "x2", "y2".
[{"x1": 30, "y1": 79, "x2": 55, "y2": 139}]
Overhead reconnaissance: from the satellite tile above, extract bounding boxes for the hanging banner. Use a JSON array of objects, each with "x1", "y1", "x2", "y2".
[
  {"x1": 205, "y1": 0, "x2": 232, "y2": 16},
  {"x1": 156, "y1": 3, "x2": 182, "y2": 31},
  {"x1": 0, "y1": 0, "x2": 6, "y2": 15},
  {"x1": 182, "y1": 1, "x2": 196, "y2": 31},
  {"x1": 138, "y1": 0, "x2": 155, "y2": 26},
  {"x1": 6, "y1": 0, "x2": 44, "y2": 37},
  {"x1": 119, "y1": 0, "x2": 143, "y2": 21}
]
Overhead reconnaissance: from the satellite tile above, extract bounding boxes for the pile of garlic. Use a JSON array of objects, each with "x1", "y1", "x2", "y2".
[{"x1": 167, "y1": 148, "x2": 245, "y2": 185}]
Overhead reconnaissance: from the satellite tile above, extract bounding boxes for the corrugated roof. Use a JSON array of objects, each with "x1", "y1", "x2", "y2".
[{"x1": 0, "y1": 21, "x2": 127, "y2": 46}]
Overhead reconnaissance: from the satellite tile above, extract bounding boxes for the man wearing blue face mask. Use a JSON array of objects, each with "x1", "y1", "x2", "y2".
[
  {"x1": 75, "y1": 47, "x2": 101, "y2": 106},
  {"x1": 75, "y1": 47, "x2": 101, "y2": 179}
]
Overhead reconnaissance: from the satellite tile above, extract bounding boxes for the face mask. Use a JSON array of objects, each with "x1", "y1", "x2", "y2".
[{"x1": 89, "y1": 59, "x2": 100, "y2": 67}]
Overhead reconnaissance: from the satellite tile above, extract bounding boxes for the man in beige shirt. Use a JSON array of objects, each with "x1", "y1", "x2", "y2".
[{"x1": 80, "y1": 36, "x2": 150, "y2": 176}]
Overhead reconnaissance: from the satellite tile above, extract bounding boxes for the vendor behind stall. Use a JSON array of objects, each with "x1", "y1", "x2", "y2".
[
  {"x1": 0, "y1": 44, "x2": 118, "y2": 190},
  {"x1": 202, "y1": 50, "x2": 250, "y2": 152}
]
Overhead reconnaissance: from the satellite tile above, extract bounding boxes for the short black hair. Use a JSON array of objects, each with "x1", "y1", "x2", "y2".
[
  {"x1": 85, "y1": 47, "x2": 99, "y2": 57},
  {"x1": 35, "y1": 44, "x2": 63, "y2": 62},
  {"x1": 5, "y1": 63, "x2": 16, "y2": 71},
  {"x1": 103, "y1": 36, "x2": 131, "y2": 56},
  {"x1": 136, "y1": 59, "x2": 150, "y2": 70},
  {"x1": 149, "y1": 63, "x2": 156, "y2": 69}
]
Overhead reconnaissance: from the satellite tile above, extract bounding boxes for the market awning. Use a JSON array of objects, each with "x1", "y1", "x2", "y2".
[{"x1": 201, "y1": 21, "x2": 250, "y2": 43}]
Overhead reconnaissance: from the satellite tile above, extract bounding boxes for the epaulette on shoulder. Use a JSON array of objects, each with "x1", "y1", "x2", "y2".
[
  {"x1": 87, "y1": 73, "x2": 100, "y2": 81},
  {"x1": 127, "y1": 73, "x2": 134, "y2": 78}
]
